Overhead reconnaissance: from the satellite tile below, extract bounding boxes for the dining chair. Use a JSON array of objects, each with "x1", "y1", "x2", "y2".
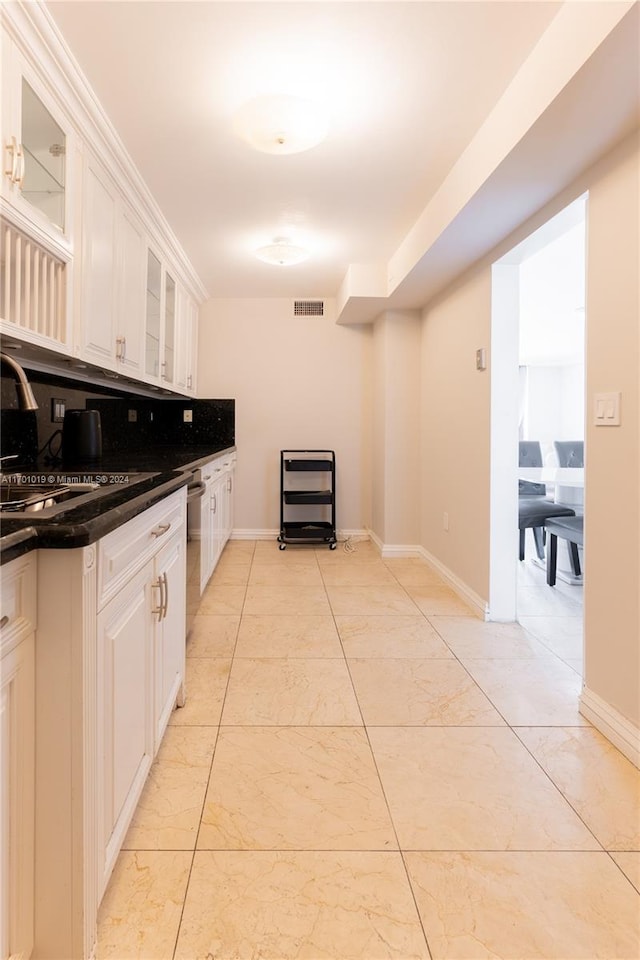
[
  {"x1": 518, "y1": 441, "x2": 546, "y2": 497},
  {"x1": 518, "y1": 439, "x2": 575, "y2": 560},
  {"x1": 554, "y1": 440, "x2": 584, "y2": 467}
]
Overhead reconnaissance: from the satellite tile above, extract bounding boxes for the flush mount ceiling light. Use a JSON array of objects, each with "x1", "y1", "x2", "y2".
[
  {"x1": 234, "y1": 95, "x2": 329, "y2": 155},
  {"x1": 255, "y1": 237, "x2": 309, "y2": 266}
]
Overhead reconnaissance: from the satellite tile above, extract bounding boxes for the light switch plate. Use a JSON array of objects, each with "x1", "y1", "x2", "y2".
[{"x1": 594, "y1": 391, "x2": 621, "y2": 426}]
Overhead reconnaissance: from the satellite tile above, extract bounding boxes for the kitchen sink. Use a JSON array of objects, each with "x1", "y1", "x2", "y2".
[
  {"x1": 0, "y1": 482, "x2": 100, "y2": 512},
  {"x1": 0, "y1": 473, "x2": 157, "y2": 514}
]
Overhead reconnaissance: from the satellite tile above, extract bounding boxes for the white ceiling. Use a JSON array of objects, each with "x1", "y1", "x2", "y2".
[{"x1": 46, "y1": 0, "x2": 563, "y2": 300}]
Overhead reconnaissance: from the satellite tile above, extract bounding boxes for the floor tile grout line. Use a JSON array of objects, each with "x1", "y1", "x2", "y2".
[
  {"x1": 171, "y1": 546, "x2": 255, "y2": 956},
  {"x1": 508, "y1": 725, "x2": 611, "y2": 853}
]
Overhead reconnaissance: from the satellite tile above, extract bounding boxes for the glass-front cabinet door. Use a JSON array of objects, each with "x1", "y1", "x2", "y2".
[
  {"x1": 162, "y1": 272, "x2": 175, "y2": 385},
  {"x1": 1, "y1": 35, "x2": 71, "y2": 246},
  {"x1": 20, "y1": 79, "x2": 66, "y2": 231},
  {"x1": 145, "y1": 250, "x2": 162, "y2": 379}
]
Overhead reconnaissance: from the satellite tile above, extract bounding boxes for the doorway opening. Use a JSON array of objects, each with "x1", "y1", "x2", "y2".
[{"x1": 489, "y1": 195, "x2": 586, "y2": 675}]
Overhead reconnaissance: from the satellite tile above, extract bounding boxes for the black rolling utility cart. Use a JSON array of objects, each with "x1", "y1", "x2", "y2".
[{"x1": 278, "y1": 449, "x2": 337, "y2": 549}]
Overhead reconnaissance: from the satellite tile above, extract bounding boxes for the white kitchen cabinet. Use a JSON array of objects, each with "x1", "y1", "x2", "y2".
[
  {"x1": 194, "y1": 452, "x2": 236, "y2": 593},
  {"x1": 78, "y1": 152, "x2": 145, "y2": 376},
  {"x1": 144, "y1": 250, "x2": 178, "y2": 387},
  {"x1": 162, "y1": 269, "x2": 176, "y2": 386},
  {"x1": 96, "y1": 565, "x2": 154, "y2": 894},
  {"x1": 1, "y1": 29, "x2": 73, "y2": 254},
  {"x1": 0, "y1": 554, "x2": 36, "y2": 960},
  {"x1": 116, "y1": 203, "x2": 146, "y2": 375},
  {"x1": 152, "y1": 529, "x2": 186, "y2": 751},
  {"x1": 175, "y1": 284, "x2": 198, "y2": 394},
  {"x1": 96, "y1": 496, "x2": 185, "y2": 892},
  {"x1": 77, "y1": 152, "x2": 117, "y2": 368},
  {"x1": 34, "y1": 487, "x2": 186, "y2": 959},
  {"x1": 221, "y1": 453, "x2": 236, "y2": 545}
]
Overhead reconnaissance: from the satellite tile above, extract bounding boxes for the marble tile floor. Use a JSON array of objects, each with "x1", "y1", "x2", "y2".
[
  {"x1": 517, "y1": 539, "x2": 584, "y2": 677},
  {"x1": 97, "y1": 539, "x2": 638, "y2": 960}
]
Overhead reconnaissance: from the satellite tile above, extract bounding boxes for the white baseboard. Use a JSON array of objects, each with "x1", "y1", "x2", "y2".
[
  {"x1": 366, "y1": 531, "x2": 488, "y2": 619},
  {"x1": 579, "y1": 687, "x2": 640, "y2": 769},
  {"x1": 417, "y1": 546, "x2": 489, "y2": 619},
  {"x1": 369, "y1": 530, "x2": 423, "y2": 559}
]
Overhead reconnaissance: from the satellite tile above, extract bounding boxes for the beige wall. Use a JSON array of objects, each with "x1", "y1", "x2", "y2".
[
  {"x1": 196, "y1": 298, "x2": 372, "y2": 534},
  {"x1": 371, "y1": 311, "x2": 421, "y2": 547},
  {"x1": 419, "y1": 269, "x2": 493, "y2": 598},
  {"x1": 416, "y1": 131, "x2": 639, "y2": 728},
  {"x1": 583, "y1": 133, "x2": 639, "y2": 726}
]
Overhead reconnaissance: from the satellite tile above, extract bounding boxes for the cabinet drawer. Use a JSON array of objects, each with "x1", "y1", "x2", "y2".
[
  {"x1": 0, "y1": 553, "x2": 36, "y2": 655},
  {"x1": 97, "y1": 490, "x2": 185, "y2": 610}
]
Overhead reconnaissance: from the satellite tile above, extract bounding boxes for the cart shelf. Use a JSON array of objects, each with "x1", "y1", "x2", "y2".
[{"x1": 283, "y1": 490, "x2": 333, "y2": 505}]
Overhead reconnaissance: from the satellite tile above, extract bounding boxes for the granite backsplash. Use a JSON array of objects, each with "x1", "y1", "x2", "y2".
[{"x1": 0, "y1": 368, "x2": 234, "y2": 467}]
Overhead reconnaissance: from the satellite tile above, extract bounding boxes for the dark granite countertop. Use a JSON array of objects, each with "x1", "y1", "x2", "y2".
[{"x1": 0, "y1": 444, "x2": 236, "y2": 563}]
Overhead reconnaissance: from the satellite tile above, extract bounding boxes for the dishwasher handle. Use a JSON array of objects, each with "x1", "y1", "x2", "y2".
[{"x1": 186, "y1": 480, "x2": 206, "y2": 503}]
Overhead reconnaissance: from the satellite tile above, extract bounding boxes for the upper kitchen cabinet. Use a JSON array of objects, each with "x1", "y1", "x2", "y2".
[
  {"x1": 1, "y1": 30, "x2": 74, "y2": 257},
  {"x1": 144, "y1": 248, "x2": 162, "y2": 380},
  {"x1": 145, "y1": 252, "x2": 189, "y2": 390},
  {"x1": 77, "y1": 151, "x2": 145, "y2": 376},
  {"x1": 1, "y1": 2, "x2": 205, "y2": 394},
  {"x1": 175, "y1": 283, "x2": 198, "y2": 395}
]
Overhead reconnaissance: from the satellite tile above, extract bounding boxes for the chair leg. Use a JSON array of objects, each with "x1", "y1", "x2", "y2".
[
  {"x1": 568, "y1": 541, "x2": 581, "y2": 576},
  {"x1": 532, "y1": 526, "x2": 545, "y2": 561},
  {"x1": 547, "y1": 533, "x2": 557, "y2": 586},
  {"x1": 519, "y1": 529, "x2": 525, "y2": 561}
]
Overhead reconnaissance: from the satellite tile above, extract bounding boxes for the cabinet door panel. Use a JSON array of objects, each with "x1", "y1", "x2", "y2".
[
  {"x1": 97, "y1": 567, "x2": 153, "y2": 893},
  {"x1": 154, "y1": 532, "x2": 186, "y2": 749},
  {"x1": 80, "y1": 156, "x2": 117, "y2": 365},
  {"x1": 117, "y1": 205, "x2": 145, "y2": 374}
]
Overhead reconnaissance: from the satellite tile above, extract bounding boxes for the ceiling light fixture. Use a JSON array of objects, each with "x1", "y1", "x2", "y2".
[
  {"x1": 234, "y1": 95, "x2": 329, "y2": 155},
  {"x1": 255, "y1": 237, "x2": 309, "y2": 266}
]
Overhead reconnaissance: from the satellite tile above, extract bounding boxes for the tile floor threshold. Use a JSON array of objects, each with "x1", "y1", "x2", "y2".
[{"x1": 96, "y1": 539, "x2": 639, "y2": 960}]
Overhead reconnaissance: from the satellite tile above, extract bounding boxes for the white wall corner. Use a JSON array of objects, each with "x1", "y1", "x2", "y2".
[{"x1": 579, "y1": 687, "x2": 640, "y2": 769}]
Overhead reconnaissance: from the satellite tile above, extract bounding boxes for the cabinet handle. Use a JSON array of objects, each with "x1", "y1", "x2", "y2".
[
  {"x1": 151, "y1": 576, "x2": 164, "y2": 618},
  {"x1": 227, "y1": 477, "x2": 232, "y2": 492},
  {"x1": 162, "y1": 571, "x2": 169, "y2": 620},
  {"x1": 187, "y1": 374, "x2": 192, "y2": 388},
  {"x1": 15, "y1": 143, "x2": 25, "y2": 187},
  {"x1": 116, "y1": 336, "x2": 126, "y2": 360},
  {"x1": 5, "y1": 136, "x2": 19, "y2": 182},
  {"x1": 0, "y1": 615, "x2": 9, "y2": 630},
  {"x1": 211, "y1": 493, "x2": 217, "y2": 514},
  {"x1": 150, "y1": 521, "x2": 171, "y2": 538}
]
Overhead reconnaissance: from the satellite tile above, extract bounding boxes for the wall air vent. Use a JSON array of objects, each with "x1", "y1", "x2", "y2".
[{"x1": 294, "y1": 300, "x2": 324, "y2": 317}]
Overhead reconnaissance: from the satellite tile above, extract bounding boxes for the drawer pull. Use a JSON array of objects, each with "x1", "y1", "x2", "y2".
[
  {"x1": 150, "y1": 522, "x2": 172, "y2": 538},
  {"x1": 0, "y1": 615, "x2": 9, "y2": 630}
]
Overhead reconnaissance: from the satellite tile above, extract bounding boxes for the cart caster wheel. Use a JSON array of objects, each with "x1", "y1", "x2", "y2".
[
  {"x1": 279, "y1": 543, "x2": 286, "y2": 550},
  {"x1": 330, "y1": 542, "x2": 337, "y2": 550}
]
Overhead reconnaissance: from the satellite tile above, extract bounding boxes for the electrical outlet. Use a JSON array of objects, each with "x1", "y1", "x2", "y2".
[
  {"x1": 51, "y1": 398, "x2": 66, "y2": 422},
  {"x1": 183, "y1": 409, "x2": 193, "y2": 423},
  {"x1": 128, "y1": 409, "x2": 138, "y2": 423},
  {"x1": 443, "y1": 512, "x2": 449, "y2": 532}
]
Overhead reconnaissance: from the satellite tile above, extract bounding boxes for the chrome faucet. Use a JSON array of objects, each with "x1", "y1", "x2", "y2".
[{"x1": 0, "y1": 352, "x2": 38, "y2": 410}]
